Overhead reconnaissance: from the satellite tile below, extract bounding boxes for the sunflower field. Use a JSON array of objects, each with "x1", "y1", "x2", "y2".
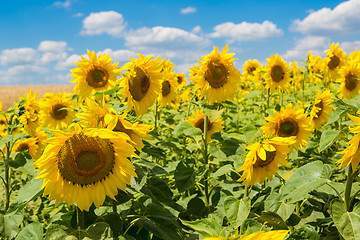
[{"x1": 1, "y1": 43, "x2": 360, "y2": 240}]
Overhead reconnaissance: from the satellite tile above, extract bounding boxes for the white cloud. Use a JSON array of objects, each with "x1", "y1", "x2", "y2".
[
  {"x1": 80, "y1": 11, "x2": 127, "y2": 37},
  {"x1": 282, "y1": 36, "x2": 329, "y2": 61},
  {"x1": 53, "y1": 0, "x2": 71, "y2": 8},
  {"x1": 98, "y1": 49, "x2": 138, "y2": 64},
  {"x1": 210, "y1": 21, "x2": 283, "y2": 42},
  {"x1": 55, "y1": 54, "x2": 84, "y2": 70},
  {"x1": 38, "y1": 40, "x2": 68, "y2": 52},
  {"x1": 7, "y1": 65, "x2": 48, "y2": 75},
  {"x1": 0, "y1": 48, "x2": 38, "y2": 65},
  {"x1": 340, "y1": 41, "x2": 360, "y2": 54},
  {"x1": 180, "y1": 6, "x2": 197, "y2": 14},
  {"x1": 191, "y1": 25, "x2": 202, "y2": 34},
  {"x1": 125, "y1": 26, "x2": 211, "y2": 50},
  {"x1": 44, "y1": 74, "x2": 72, "y2": 84},
  {"x1": 291, "y1": 0, "x2": 360, "y2": 35},
  {"x1": 40, "y1": 52, "x2": 68, "y2": 64},
  {"x1": 73, "y1": 13, "x2": 83, "y2": 17}
]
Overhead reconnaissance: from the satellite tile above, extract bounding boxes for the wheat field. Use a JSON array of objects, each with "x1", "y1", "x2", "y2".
[{"x1": 0, "y1": 85, "x2": 74, "y2": 110}]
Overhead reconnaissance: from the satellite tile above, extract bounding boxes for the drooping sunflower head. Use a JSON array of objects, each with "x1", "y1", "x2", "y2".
[
  {"x1": 261, "y1": 103, "x2": 313, "y2": 150},
  {"x1": 309, "y1": 90, "x2": 334, "y2": 129},
  {"x1": 325, "y1": 42, "x2": 347, "y2": 73},
  {"x1": 34, "y1": 125, "x2": 137, "y2": 211},
  {"x1": 18, "y1": 89, "x2": 41, "y2": 136},
  {"x1": 70, "y1": 50, "x2": 121, "y2": 99},
  {"x1": 307, "y1": 53, "x2": 326, "y2": 84},
  {"x1": 187, "y1": 110, "x2": 223, "y2": 142},
  {"x1": 12, "y1": 137, "x2": 38, "y2": 159},
  {"x1": 76, "y1": 97, "x2": 109, "y2": 128},
  {"x1": 237, "y1": 137, "x2": 295, "y2": 187},
  {"x1": 190, "y1": 45, "x2": 241, "y2": 103},
  {"x1": 176, "y1": 73, "x2": 187, "y2": 88},
  {"x1": 39, "y1": 93, "x2": 77, "y2": 130},
  {"x1": 264, "y1": 54, "x2": 290, "y2": 93},
  {"x1": 119, "y1": 54, "x2": 162, "y2": 116},
  {"x1": 243, "y1": 59, "x2": 262, "y2": 82},
  {"x1": 336, "y1": 132, "x2": 360, "y2": 173},
  {"x1": 338, "y1": 62, "x2": 360, "y2": 99}
]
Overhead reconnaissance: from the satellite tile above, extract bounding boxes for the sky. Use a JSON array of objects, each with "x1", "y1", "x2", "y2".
[{"x1": 0, "y1": 0, "x2": 360, "y2": 86}]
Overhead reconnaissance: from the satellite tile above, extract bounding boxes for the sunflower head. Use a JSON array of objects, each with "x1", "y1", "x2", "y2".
[
  {"x1": 158, "y1": 69, "x2": 178, "y2": 108},
  {"x1": 70, "y1": 50, "x2": 120, "y2": 99},
  {"x1": 34, "y1": 125, "x2": 137, "y2": 211},
  {"x1": 176, "y1": 73, "x2": 187, "y2": 88},
  {"x1": 324, "y1": 42, "x2": 347, "y2": 74},
  {"x1": 264, "y1": 54, "x2": 290, "y2": 93},
  {"x1": 190, "y1": 45, "x2": 241, "y2": 103},
  {"x1": 309, "y1": 90, "x2": 334, "y2": 129},
  {"x1": 18, "y1": 89, "x2": 41, "y2": 136},
  {"x1": 187, "y1": 110, "x2": 223, "y2": 142},
  {"x1": 77, "y1": 97, "x2": 109, "y2": 128},
  {"x1": 338, "y1": 62, "x2": 360, "y2": 99},
  {"x1": 12, "y1": 137, "x2": 38, "y2": 159},
  {"x1": 261, "y1": 103, "x2": 313, "y2": 150},
  {"x1": 337, "y1": 132, "x2": 360, "y2": 173},
  {"x1": 119, "y1": 54, "x2": 162, "y2": 116}
]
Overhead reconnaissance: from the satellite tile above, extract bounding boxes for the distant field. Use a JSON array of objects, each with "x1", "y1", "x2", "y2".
[{"x1": 0, "y1": 85, "x2": 74, "y2": 110}]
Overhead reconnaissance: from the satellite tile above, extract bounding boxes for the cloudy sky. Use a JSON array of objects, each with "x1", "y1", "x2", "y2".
[{"x1": 0, "y1": 0, "x2": 360, "y2": 85}]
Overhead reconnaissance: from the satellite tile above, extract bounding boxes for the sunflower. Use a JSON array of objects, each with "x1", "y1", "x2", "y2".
[
  {"x1": 39, "y1": 93, "x2": 76, "y2": 130},
  {"x1": 243, "y1": 59, "x2": 262, "y2": 82},
  {"x1": 19, "y1": 90, "x2": 41, "y2": 136},
  {"x1": 309, "y1": 90, "x2": 334, "y2": 129},
  {"x1": 33, "y1": 130, "x2": 48, "y2": 159},
  {"x1": 176, "y1": 73, "x2": 187, "y2": 88},
  {"x1": 337, "y1": 63, "x2": 360, "y2": 99},
  {"x1": 240, "y1": 230, "x2": 289, "y2": 240},
  {"x1": 12, "y1": 137, "x2": 38, "y2": 159},
  {"x1": 187, "y1": 110, "x2": 223, "y2": 142},
  {"x1": 325, "y1": 42, "x2": 347, "y2": 76},
  {"x1": 238, "y1": 137, "x2": 295, "y2": 187},
  {"x1": 34, "y1": 124, "x2": 137, "y2": 211},
  {"x1": 337, "y1": 132, "x2": 360, "y2": 173},
  {"x1": 119, "y1": 54, "x2": 162, "y2": 116},
  {"x1": 190, "y1": 45, "x2": 241, "y2": 103},
  {"x1": 261, "y1": 103, "x2": 313, "y2": 150},
  {"x1": 104, "y1": 111, "x2": 153, "y2": 151},
  {"x1": 264, "y1": 54, "x2": 290, "y2": 93},
  {"x1": 70, "y1": 50, "x2": 121, "y2": 99},
  {"x1": 308, "y1": 52, "x2": 326, "y2": 85},
  {"x1": 76, "y1": 97, "x2": 109, "y2": 128},
  {"x1": 158, "y1": 70, "x2": 178, "y2": 107}
]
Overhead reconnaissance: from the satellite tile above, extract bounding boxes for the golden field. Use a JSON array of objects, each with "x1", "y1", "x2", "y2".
[{"x1": 0, "y1": 84, "x2": 74, "y2": 110}]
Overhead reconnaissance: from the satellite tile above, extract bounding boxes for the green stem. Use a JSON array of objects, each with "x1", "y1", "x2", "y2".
[
  {"x1": 203, "y1": 113, "x2": 209, "y2": 208},
  {"x1": 266, "y1": 88, "x2": 270, "y2": 117},
  {"x1": 4, "y1": 142, "x2": 11, "y2": 212},
  {"x1": 326, "y1": 182, "x2": 344, "y2": 203},
  {"x1": 344, "y1": 165, "x2": 355, "y2": 211},
  {"x1": 112, "y1": 199, "x2": 117, "y2": 213},
  {"x1": 77, "y1": 207, "x2": 85, "y2": 229},
  {"x1": 186, "y1": 94, "x2": 195, "y2": 118},
  {"x1": 154, "y1": 99, "x2": 158, "y2": 131}
]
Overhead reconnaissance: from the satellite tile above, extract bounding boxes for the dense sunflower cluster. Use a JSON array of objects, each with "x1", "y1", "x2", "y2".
[{"x1": 2, "y1": 42, "x2": 360, "y2": 239}]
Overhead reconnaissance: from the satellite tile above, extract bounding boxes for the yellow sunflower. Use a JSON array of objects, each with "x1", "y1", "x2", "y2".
[
  {"x1": 12, "y1": 137, "x2": 38, "y2": 159},
  {"x1": 187, "y1": 110, "x2": 223, "y2": 142},
  {"x1": 261, "y1": 103, "x2": 313, "y2": 150},
  {"x1": 238, "y1": 137, "x2": 295, "y2": 187},
  {"x1": 77, "y1": 97, "x2": 109, "y2": 128},
  {"x1": 19, "y1": 90, "x2": 41, "y2": 136},
  {"x1": 242, "y1": 59, "x2": 262, "y2": 82},
  {"x1": 39, "y1": 93, "x2": 76, "y2": 130},
  {"x1": 0, "y1": 114, "x2": 7, "y2": 134},
  {"x1": 33, "y1": 130, "x2": 48, "y2": 159},
  {"x1": 34, "y1": 124, "x2": 137, "y2": 211},
  {"x1": 158, "y1": 70, "x2": 178, "y2": 107},
  {"x1": 119, "y1": 54, "x2": 162, "y2": 116},
  {"x1": 240, "y1": 230, "x2": 289, "y2": 240},
  {"x1": 337, "y1": 63, "x2": 360, "y2": 99},
  {"x1": 176, "y1": 73, "x2": 187, "y2": 88},
  {"x1": 325, "y1": 42, "x2": 347, "y2": 76},
  {"x1": 308, "y1": 52, "x2": 326, "y2": 85},
  {"x1": 337, "y1": 132, "x2": 360, "y2": 173},
  {"x1": 70, "y1": 50, "x2": 121, "y2": 99},
  {"x1": 309, "y1": 90, "x2": 334, "y2": 129},
  {"x1": 264, "y1": 54, "x2": 291, "y2": 93},
  {"x1": 190, "y1": 45, "x2": 241, "y2": 103}
]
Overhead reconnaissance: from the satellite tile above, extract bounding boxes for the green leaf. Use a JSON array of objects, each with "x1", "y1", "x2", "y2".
[
  {"x1": 280, "y1": 161, "x2": 327, "y2": 203},
  {"x1": 174, "y1": 161, "x2": 195, "y2": 193},
  {"x1": 0, "y1": 134, "x2": 13, "y2": 149},
  {"x1": 331, "y1": 199, "x2": 360, "y2": 240},
  {"x1": 3, "y1": 212, "x2": 24, "y2": 239},
  {"x1": 319, "y1": 130, "x2": 340, "y2": 152},
  {"x1": 15, "y1": 222, "x2": 43, "y2": 240},
  {"x1": 181, "y1": 218, "x2": 222, "y2": 237},
  {"x1": 173, "y1": 121, "x2": 202, "y2": 138},
  {"x1": 86, "y1": 222, "x2": 113, "y2": 240},
  {"x1": 286, "y1": 226, "x2": 320, "y2": 240},
  {"x1": 8, "y1": 177, "x2": 43, "y2": 213},
  {"x1": 326, "y1": 106, "x2": 347, "y2": 126},
  {"x1": 256, "y1": 211, "x2": 288, "y2": 230},
  {"x1": 44, "y1": 221, "x2": 72, "y2": 240},
  {"x1": 223, "y1": 196, "x2": 250, "y2": 228},
  {"x1": 6, "y1": 151, "x2": 30, "y2": 168}
]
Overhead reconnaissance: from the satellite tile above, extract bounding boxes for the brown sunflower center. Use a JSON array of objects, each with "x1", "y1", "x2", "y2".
[
  {"x1": 51, "y1": 104, "x2": 68, "y2": 120},
  {"x1": 271, "y1": 65, "x2": 284, "y2": 82},
  {"x1": 162, "y1": 80, "x2": 171, "y2": 97},
  {"x1": 129, "y1": 67, "x2": 150, "y2": 101},
  {"x1": 205, "y1": 60, "x2": 228, "y2": 88},
  {"x1": 113, "y1": 120, "x2": 132, "y2": 136},
  {"x1": 86, "y1": 66, "x2": 109, "y2": 88},
  {"x1": 254, "y1": 150, "x2": 276, "y2": 168},
  {"x1": 57, "y1": 133, "x2": 115, "y2": 186},
  {"x1": 177, "y1": 76, "x2": 184, "y2": 84},
  {"x1": 249, "y1": 67, "x2": 256, "y2": 75},
  {"x1": 328, "y1": 55, "x2": 340, "y2": 70},
  {"x1": 278, "y1": 118, "x2": 299, "y2": 137},
  {"x1": 194, "y1": 117, "x2": 212, "y2": 133},
  {"x1": 345, "y1": 74, "x2": 358, "y2": 91},
  {"x1": 16, "y1": 143, "x2": 29, "y2": 152},
  {"x1": 0, "y1": 120, "x2": 6, "y2": 125},
  {"x1": 314, "y1": 101, "x2": 323, "y2": 119}
]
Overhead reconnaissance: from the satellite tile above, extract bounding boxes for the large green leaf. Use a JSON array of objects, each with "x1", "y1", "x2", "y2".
[
  {"x1": 173, "y1": 122, "x2": 202, "y2": 138},
  {"x1": 174, "y1": 161, "x2": 195, "y2": 193},
  {"x1": 331, "y1": 199, "x2": 360, "y2": 240},
  {"x1": 223, "y1": 196, "x2": 250, "y2": 228},
  {"x1": 2, "y1": 212, "x2": 24, "y2": 239},
  {"x1": 181, "y1": 218, "x2": 222, "y2": 237},
  {"x1": 319, "y1": 129, "x2": 340, "y2": 152},
  {"x1": 280, "y1": 161, "x2": 327, "y2": 203},
  {"x1": 286, "y1": 226, "x2": 320, "y2": 240},
  {"x1": 15, "y1": 222, "x2": 43, "y2": 240}
]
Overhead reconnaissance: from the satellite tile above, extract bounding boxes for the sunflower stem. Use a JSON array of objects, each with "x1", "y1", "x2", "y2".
[
  {"x1": 326, "y1": 182, "x2": 344, "y2": 203},
  {"x1": 344, "y1": 165, "x2": 355, "y2": 211},
  {"x1": 203, "y1": 113, "x2": 210, "y2": 209},
  {"x1": 112, "y1": 199, "x2": 117, "y2": 213},
  {"x1": 77, "y1": 207, "x2": 85, "y2": 229},
  {"x1": 186, "y1": 94, "x2": 195, "y2": 118},
  {"x1": 266, "y1": 88, "x2": 270, "y2": 117},
  {"x1": 154, "y1": 99, "x2": 159, "y2": 131}
]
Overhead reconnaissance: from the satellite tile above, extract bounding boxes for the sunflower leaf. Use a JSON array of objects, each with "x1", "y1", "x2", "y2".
[
  {"x1": 331, "y1": 199, "x2": 360, "y2": 240},
  {"x1": 14, "y1": 222, "x2": 43, "y2": 240},
  {"x1": 319, "y1": 129, "x2": 340, "y2": 152}
]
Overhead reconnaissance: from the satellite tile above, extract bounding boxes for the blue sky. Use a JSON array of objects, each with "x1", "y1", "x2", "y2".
[{"x1": 0, "y1": 0, "x2": 359, "y2": 85}]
